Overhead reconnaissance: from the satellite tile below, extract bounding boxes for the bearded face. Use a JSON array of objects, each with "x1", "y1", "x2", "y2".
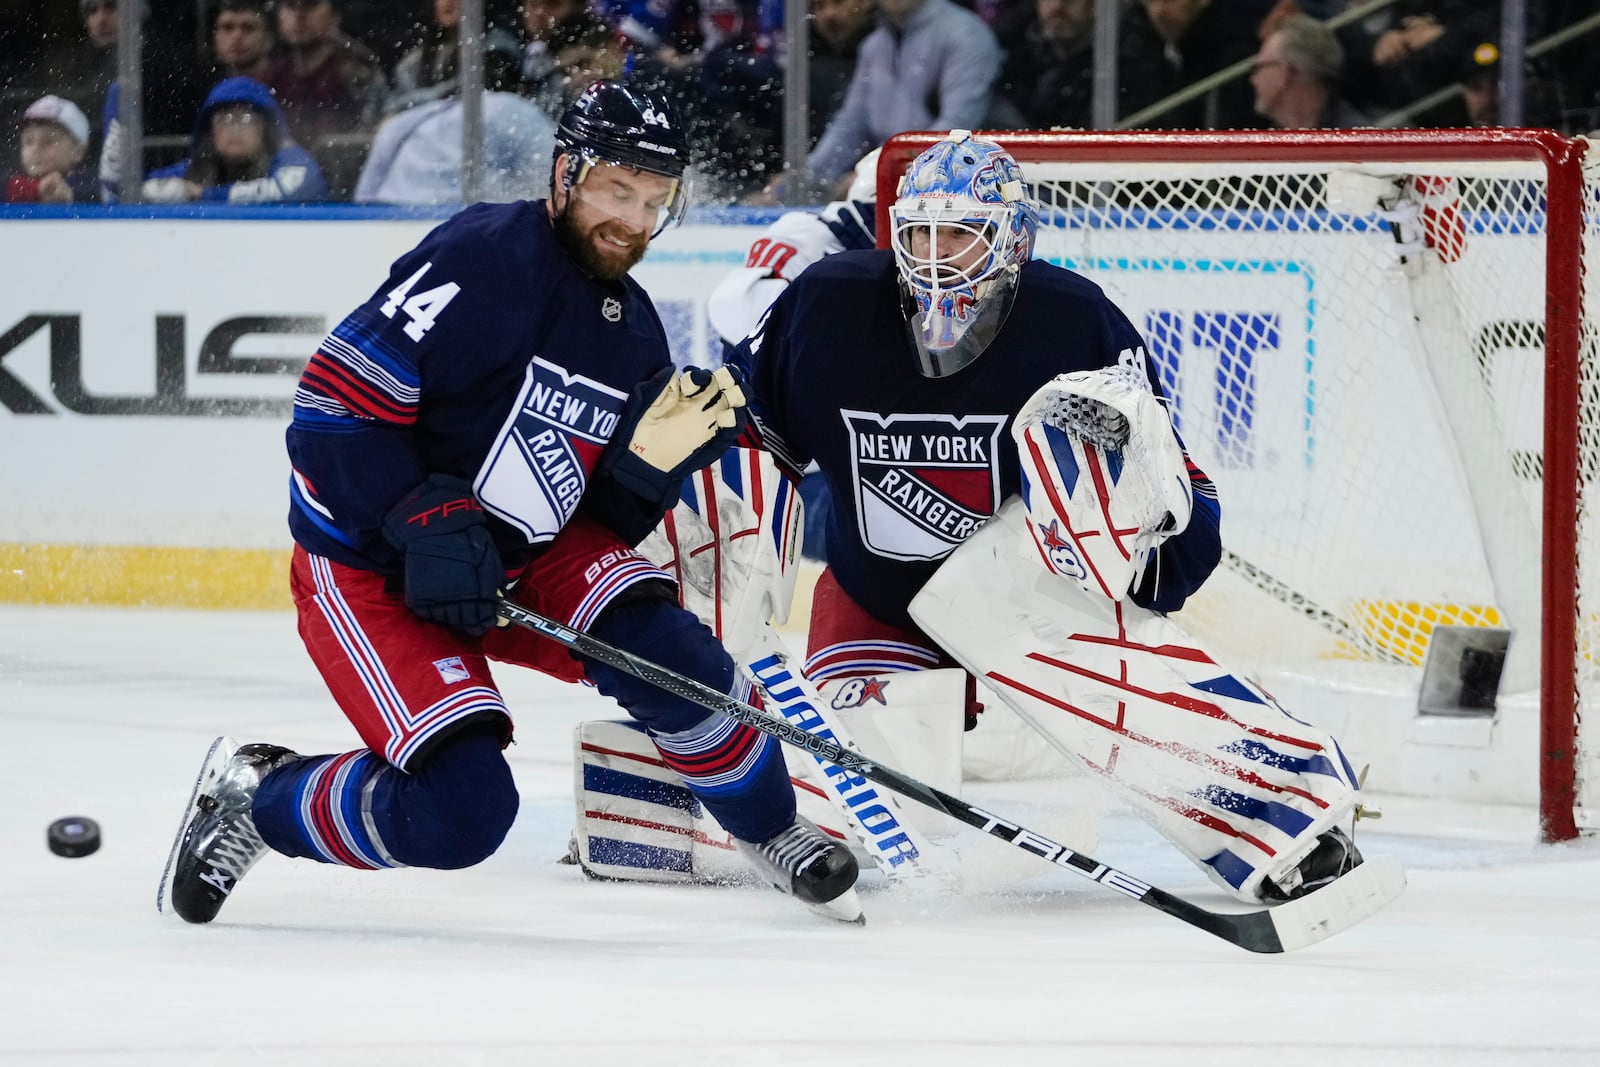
[
  {"x1": 554, "y1": 201, "x2": 649, "y2": 280},
  {"x1": 551, "y1": 158, "x2": 676, "y2": 281}
]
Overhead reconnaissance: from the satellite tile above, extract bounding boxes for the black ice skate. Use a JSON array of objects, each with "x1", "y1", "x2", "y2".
[
  {"x1": 157, "y1": 736, "x2": 300, "y2": 924},
  {"x1": 737, "y1": 815, "x2": 864, "y2": 924},
  {"x1": 1259, "y1": 826, "x2": 1364, "y2": 903}
]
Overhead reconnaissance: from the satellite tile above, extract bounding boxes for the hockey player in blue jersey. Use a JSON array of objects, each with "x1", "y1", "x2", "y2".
[
  {"x1": 158, "y1": 82, "x2": 861, "y2": 926},
  {"x1": 727, "y1": 132, "x2": 1369, "y2": 904}
]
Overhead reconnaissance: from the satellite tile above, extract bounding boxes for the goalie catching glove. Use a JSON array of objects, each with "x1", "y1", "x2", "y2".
[
  {"x1": 1013, "y1": 356, "x2": 1192, "y2": 602},
  {"x1": 606, "y1": 365, "x2": 748, "y2": 502}
]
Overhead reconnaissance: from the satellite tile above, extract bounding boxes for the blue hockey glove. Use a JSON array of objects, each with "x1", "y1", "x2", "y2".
[
  {"x1": 606, "y1": 364, "x2": 748, "y2": 502},
  {"x1": 382, "y1": 474, "x2": 504, "y2": 636}
]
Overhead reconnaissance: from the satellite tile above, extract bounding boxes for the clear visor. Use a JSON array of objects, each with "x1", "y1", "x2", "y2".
[{"x1": 570, "y1": 155, "x2": 688, "y2": 239}]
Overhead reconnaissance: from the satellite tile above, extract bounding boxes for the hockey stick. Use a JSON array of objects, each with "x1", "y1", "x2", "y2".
[
  {"x1": 499, "y1": 599, "x2": 1404, "y2": 953},
  {"x1": 742, "y1": 624, "x2": 939, "y2": 880}
]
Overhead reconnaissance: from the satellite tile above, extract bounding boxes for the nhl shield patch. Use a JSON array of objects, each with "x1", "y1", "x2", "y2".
[{"x1": 842, "y1": 409, "x2": 1007, "y2": 561}]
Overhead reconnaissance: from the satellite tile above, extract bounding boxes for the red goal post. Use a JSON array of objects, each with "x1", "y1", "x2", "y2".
[{"x1": 877, "y1": 129, "x2": 1597, "y2": 841}]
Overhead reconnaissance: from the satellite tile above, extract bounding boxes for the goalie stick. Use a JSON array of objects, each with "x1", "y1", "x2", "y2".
[{"x1": 498, "y1": 599, "x2": 1405, "y2": 953}]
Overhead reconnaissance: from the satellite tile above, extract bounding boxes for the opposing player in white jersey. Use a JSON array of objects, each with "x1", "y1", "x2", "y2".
[
  {"x1": 706, "y1": 148, "x2": 881, "y2": 351},
  {"x1": 705, "y1": 148, "x2": 882, "y2": 567},
  {"x1": 722, "y1": 132, "x2": 1371, "y2": 905}
]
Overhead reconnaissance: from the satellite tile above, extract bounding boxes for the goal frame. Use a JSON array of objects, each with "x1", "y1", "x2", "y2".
[{"x1": 876, "y1": 128, "x2": 1590, "y2": 841}]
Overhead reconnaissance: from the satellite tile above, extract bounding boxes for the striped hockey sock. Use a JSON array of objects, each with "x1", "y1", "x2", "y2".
[
  {"x1": 651, "y1": 707, "x2": 795, "y2": 844},
  {"x1": 253, "y1": 726, "x2": 517, "y2": 870}
]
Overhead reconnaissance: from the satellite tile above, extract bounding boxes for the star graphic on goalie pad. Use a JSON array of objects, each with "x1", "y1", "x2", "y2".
[
  {"x1": 1037, "y1": 519, "x2": 1086, "y2": 581},
  {"x1": 858, "y1": 677, "x2": 890, "y2": 705}
]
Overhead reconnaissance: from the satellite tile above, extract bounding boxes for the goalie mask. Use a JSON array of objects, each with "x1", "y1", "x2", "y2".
[
  {"x1": 553, "y1": 80, "x2": 689, "y2": 238},
  {"x1": 890, "y1": 132, "x2": 1038, "y2": 378}
]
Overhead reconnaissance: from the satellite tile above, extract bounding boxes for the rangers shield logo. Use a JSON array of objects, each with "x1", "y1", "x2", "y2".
[
  {"x1": 475, "y1": 357, "x2": 626, "y2": 543},
  {"x1": 843, "y1": 409, "x2": 1007, "y2": 561}
]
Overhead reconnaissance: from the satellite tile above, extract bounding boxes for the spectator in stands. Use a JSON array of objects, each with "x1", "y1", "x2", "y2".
[
  {"x1": 991, "y1": 0, "x2": 1094, "y2": 129},
  {"x1": 1458, "y1": 39, "x2": 1501, "y2": 128},
  {"x1": 204, "y1": 0, "x2": 274, "y2": 88},
  {"x1": 1340, "y1": 2, "x2": 1490, "y2": 121},
  {"x1": 1119, "y1": 0, "x2": 1261, "y2": 129},
  {"x1": 797, "y1": 0, "x2": 1001, "y2": 193},
  {"x1": 131, "y1": 76, "x2": 328, "y2": 203},
  {"x1": 694, "y1": 1, "x2": 786, "y2": 200},
  {"x1": 599, "y1": 0, "x2": 699, "y2": 72},
  {"x1": 1250, "y1": 13, "x2": 1370, "y2": 129},
  {"x1": 6, "y1": 94, "x2": 96, "y2": 203},
  {"x1": 262, "y1": 0, "x2": 386, "y2": 147},
  {"x1": 16, "y1": 0, "x2": 200, "y2": 154},
  {"x1": 387, "y1": 0, "x2": 524, "y2": 115},
  {"x1": 523, "y1": 14, "x2": 630, "y2": 117},
  {"x1": 807, "y1": 0, "x2": 874, "y2": 146},
  {"x1": 520, "y1": 0, "x2": 592, "y2": 104},
  {"x1": 355, "y1": 36, "x2": 556, "y2": 204},
  {"x1": 262, "y1": 0, "x2": 386, "y2": 199}
]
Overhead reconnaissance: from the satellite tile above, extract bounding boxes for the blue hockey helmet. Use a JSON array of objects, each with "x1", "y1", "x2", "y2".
[
  {"x1": 554, "y1": 81, "x2": 689, "y2": 237},
  {"x1": 889, "y1": 132, "x2": 1038, "y2": 377}
]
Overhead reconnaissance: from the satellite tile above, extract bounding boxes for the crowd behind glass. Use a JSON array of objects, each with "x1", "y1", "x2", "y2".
[{"x1": 2, "y1": 0, "x2": 1597, "y2": 208}]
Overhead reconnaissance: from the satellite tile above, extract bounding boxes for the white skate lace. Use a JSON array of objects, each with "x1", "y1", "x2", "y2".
[
  {"x1": 758, "y1": 822, "x2": 829, "y2": 877},
  {"x1": 201, "y1": 813, "x2": 267, "y2": 889}
]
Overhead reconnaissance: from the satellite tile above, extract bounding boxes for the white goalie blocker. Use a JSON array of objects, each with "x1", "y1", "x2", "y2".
[
  {"x1": 570, "y1": 449, "x2": 953, "y2": 884},
  {"x1": 911, "y1": 369, "x2": 1363, "y2": 903}
]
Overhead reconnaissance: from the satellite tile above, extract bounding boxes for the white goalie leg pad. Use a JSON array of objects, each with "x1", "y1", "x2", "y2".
[
  {"x1": 962, "y1": 693, "x2": 1076, "y2": 782},
  {"x1": 814, "y1": 667, "x2": 966, "y2": 839},
  {"x1": 571, "y1": 719, "x2": 743, "y2": 884},
  {"x1": 1014, "y1": 355, "x2": 1193, "y2": 602},
  {"x1": 636, "y1": 447, "x2": 804, "y2": 664},
  {"x1": 909, "y1": 499, "x2": 1363, "y2": 903},
  {"x1": 570, "y1": 719, "x2": 863, "y2": 884}
]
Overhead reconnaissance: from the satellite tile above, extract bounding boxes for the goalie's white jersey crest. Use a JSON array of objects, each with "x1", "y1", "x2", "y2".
[{"x1": 842, "y1": 409, "x2": 1007, "y2": 562}]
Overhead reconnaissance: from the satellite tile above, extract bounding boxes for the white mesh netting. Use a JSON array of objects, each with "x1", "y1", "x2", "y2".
[{"x1": 1010, "y1": 146, "x2": 1599, "y2": 832}]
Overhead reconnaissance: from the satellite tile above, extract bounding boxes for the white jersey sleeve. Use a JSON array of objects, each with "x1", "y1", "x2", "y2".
[{"x1": 706, "y1": 211, "x2": 847, "y2": 346}]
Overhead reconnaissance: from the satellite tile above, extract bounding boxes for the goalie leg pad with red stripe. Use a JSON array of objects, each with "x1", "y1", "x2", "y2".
[{"x1": 910, "y1": 499, "x2": 1362, "y2": 903}]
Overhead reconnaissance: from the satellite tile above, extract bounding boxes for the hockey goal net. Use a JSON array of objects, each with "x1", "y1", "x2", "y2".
[{"x1": 878, "y1": 129, "x2": 1599, "y2": 841}]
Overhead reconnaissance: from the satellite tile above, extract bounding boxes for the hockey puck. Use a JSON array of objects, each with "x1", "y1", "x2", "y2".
[{"x1": 47, "y1": 816, "x2": 101, "y2": 858}]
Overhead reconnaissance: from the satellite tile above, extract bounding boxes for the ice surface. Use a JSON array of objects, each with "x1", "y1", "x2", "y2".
[{"x1": 2, "y1": 606, "x2": 1598, "y2": 1066}]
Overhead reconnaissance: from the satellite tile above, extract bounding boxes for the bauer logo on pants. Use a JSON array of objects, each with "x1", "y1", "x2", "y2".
[{"x1": 842, "y1": 410, "x2": 1007, "y2": 561}]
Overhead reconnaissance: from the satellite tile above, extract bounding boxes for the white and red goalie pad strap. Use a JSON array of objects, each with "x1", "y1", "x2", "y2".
[
  {"x1": 909, "y1": 500, "x2": 1362, "y2": 903},
  {"x1": 570, "y1": 718, "x2": 863, "y2": 884},
  {"x1": 637, "y1": 447, "x2": 804, "y2": 663},
  {"x1": 1013, "y1": 361, "x2": 1192, "y2": 603}
]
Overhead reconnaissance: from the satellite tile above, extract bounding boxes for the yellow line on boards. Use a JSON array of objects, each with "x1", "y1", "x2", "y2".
[{"x1": 0, "y1": 544, "x2": 293, "y2": 609}]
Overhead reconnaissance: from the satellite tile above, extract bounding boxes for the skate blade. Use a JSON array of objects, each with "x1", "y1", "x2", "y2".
[
  {"x1": 807, "y1": 887, "x2": 866, "y2": 925},
  {"x1": 156, "y1": 736, "x2": 236, "y2": 916}
]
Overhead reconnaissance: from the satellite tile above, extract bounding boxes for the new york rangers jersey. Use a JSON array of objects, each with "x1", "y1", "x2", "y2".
[
  {"x1": 729, "y1": 250, "x2": 1222, "y2": 628},
  {"x1": 288, "y1": 200, "x2": 674, "y2": 574}
]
